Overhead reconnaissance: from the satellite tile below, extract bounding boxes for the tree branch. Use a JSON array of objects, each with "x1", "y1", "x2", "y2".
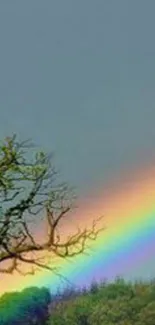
[{"x1": 0, "y1": 135, "x2": 105, "y2": 284}]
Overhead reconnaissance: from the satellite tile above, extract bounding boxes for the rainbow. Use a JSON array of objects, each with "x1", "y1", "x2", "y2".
[{"x1": 0, "y1": 163, "x2": 155, "y2": 296}]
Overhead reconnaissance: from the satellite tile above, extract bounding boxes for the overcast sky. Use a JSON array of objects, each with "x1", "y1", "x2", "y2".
[
  {"x1": 0, "y1": 0, "x2": 155, "y2": 196},
  {"x1": 1, "y1": 0, "x2": 155, "y2": 290}
]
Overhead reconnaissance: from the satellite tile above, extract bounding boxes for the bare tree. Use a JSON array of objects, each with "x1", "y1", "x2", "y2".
[{"x1": 0, "y1": 135, "x2": 104, "y2": 282}]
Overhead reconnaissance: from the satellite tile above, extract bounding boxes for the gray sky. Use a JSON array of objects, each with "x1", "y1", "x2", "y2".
[
  {"x1": 0, "y1": 0, "x2": 155, "y2": 195},
  {"x1": 0, "y1": 0, "x2": 155, "y2": 287}
]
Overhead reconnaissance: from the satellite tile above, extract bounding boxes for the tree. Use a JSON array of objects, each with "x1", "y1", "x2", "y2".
[
  {"x1": 0, "y1": 286, "x2": 51, "y2": 325},
  {"x1": 0, "y1": 134, "x2": 104, "y2": 281},
  {"x1": 136, "y1": 301, "x2": 155, "y2": 325},
  {"x1": 48, "y1": 294, "x2": 93, "y2": 325},
  {"x1": 89, "y1": 279, "x2": 99, "y2": 294}
]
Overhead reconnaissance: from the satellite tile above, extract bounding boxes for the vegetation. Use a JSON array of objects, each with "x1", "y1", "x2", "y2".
[
  {"x1": 47, "y1": 277, "x2": 155, "y2": 325},
  {"x1": 0, "y1": 286, "x2": 51, "y2": 325},
  {"x1": 0, "y1": 134, "x2": 104, "y2": 278},
  {"x1": 1, "y1": 276, "x2": 155, "y2": 324}
]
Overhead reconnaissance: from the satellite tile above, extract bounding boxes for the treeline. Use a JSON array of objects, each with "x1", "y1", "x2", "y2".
[
  {"x1": 0, "y1": 286, "x2": 51, "y2": 325},
  {"x1": 47, "y1": 277, "x2": 155, "y2": 325},
  {"x1": 1, "y1": 276, "x2": 155, "y2": 324}
]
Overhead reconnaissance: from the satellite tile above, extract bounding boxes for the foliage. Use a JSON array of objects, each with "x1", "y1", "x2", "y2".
[
  {"x1": 0, "y1": 268, "x2": 154, "y2": 325},
  {"x1": 47, "y1": 277, "x2": 155, "y2": 325},
  {"x1": 0, "y1": 286, "x2": 51, "y2": 325}
]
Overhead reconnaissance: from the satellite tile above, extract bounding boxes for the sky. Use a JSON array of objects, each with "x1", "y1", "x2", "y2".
[{"x1": 0, "y1": 0, "x2": 155, "y2": 291}]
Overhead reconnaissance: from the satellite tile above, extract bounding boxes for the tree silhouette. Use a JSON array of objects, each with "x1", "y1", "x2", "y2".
[{"x1": 0, "y1": 134, "x2": 104, "y2": 280}]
